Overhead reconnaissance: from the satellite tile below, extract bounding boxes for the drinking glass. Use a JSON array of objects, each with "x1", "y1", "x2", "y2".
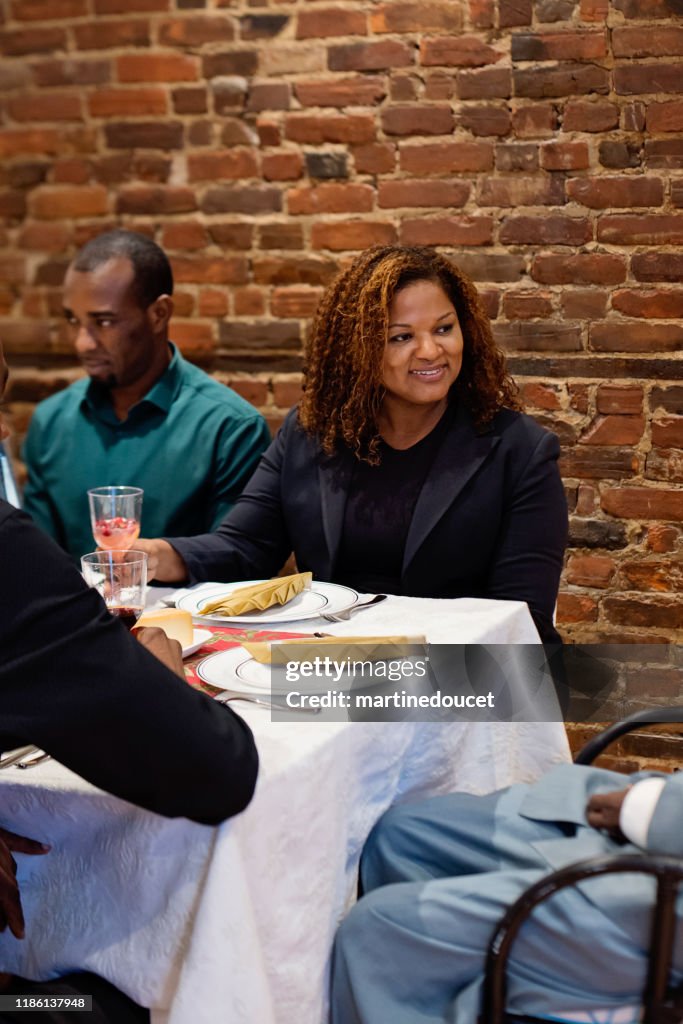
[
  {"x1": 81, "y1": 550, "x2": 148, "y2": 629},
  {"x1": 88, "y1": 486, "x2": 143, "y2": 551}
]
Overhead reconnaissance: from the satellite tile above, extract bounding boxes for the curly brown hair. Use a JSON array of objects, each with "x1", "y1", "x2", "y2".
[{"x1": 299, "y1": 245, "x2": 521, "y2": 462}]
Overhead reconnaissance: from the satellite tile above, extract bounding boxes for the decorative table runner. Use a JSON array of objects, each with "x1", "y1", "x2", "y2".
[{"x1": 183, "y1": 625, "x2": 307, "y2": 694}]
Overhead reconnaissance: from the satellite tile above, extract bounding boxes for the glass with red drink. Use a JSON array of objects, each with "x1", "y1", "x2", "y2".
[
  {"x1": 81, "y1": 550, "x2": 147, "y2": 628},
  {"x1": 88, "y1": 486, "x2": 143, "y2": 551}
]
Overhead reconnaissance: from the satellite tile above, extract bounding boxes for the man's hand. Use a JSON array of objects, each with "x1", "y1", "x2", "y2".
[
  {"x1": 132, "y1": 626, "x2": 185, "y2": 680},
  {"x1": 133, "y1": 539, "x2": 188, "y2": 584},
  {"x1": 585, "y1": 788, "x2": 630, "y2": 841},
  {"x1": 0, "y1": 827, "x2": 50, "y2": 940}
]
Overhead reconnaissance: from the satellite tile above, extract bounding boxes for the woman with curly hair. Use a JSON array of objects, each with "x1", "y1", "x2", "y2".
[{"x1": 140, "y1": 245, "x2": 566, "y2": 643}]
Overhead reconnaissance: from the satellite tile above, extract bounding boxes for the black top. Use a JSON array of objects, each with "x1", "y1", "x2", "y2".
[
  {"x1": 336, "y1": 408, "x2": 454, "y2": 595},
  {"x1": 0, "y1": 500, "x2": 258, "y2": 826}
]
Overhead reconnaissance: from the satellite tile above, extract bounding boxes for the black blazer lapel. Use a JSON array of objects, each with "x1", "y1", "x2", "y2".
[
  {"x1": 317, "y1": 447, "x2": 355, "y2": 573},
  {"x1": 402, "y1": 404, "x2": 500, "y2": 574}
]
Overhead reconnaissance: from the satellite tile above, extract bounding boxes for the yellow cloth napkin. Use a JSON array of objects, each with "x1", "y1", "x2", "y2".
[
  {"x1": 242, "y1": 636, "x2": 426, "y2": 664},
  {"x1": 199, "y1": 572, "x2": 313, "y2": 617}
]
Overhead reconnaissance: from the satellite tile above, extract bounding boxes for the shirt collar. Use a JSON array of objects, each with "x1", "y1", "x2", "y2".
[{"x1": 83, "y1": 343, "x2": 183, "y2": 419}]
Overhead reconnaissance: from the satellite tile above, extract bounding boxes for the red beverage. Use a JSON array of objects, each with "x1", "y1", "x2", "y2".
[
  {"x1": 93, "y1": 516, "x2": 140, "y2": 551},
  {"x1": 109, "y1": 606, "x2": 143, "y2": 630}
]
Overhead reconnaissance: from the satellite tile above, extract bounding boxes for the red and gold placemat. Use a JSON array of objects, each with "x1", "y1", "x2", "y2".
[{"x1": 184, "y1": 625, "x2": 309, "y2": 696}]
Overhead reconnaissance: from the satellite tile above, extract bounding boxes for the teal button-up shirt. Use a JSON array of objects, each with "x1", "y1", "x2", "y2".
[{"x1": 23, "y1": 345, "x2": 271, "y2": 559}]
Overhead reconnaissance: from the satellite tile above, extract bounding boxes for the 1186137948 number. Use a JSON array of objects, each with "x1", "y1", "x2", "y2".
[{"x1": 0, "y1": 995, "x2": 92, "y2": 1011}]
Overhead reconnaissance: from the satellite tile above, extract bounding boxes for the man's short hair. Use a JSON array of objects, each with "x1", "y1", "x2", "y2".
[{"x1": 72, "y1": 230, "x2": 174, "y2": 308}]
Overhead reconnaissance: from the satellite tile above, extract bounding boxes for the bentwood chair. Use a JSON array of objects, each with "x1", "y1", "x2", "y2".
[{"x1": 480, "y1": 706, "x2": 683, "y2": 1024}]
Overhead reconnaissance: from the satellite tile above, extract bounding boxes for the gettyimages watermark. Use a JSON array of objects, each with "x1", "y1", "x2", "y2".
[{"x1": 263, "y1": 643, "x2": 683, "y2": 722}]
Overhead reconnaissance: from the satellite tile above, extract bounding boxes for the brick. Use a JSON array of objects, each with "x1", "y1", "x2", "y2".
[
  {"x1": 8, "y1": 91, "x2": 82, "y2": 122},
  {"x1": 225, "y1": 377, "x2": 268, "y2": 406},
  {"x1": 221, "y1": 120, "x2": 256, "y2": 147},
  {"x1": 233, "y1": 288, "x2": 266, "y2": 317},
  {"x1": 599, "y1": 141, "x2": 641, "y2": 170},
  {"x1": 575, "y1": 484, "x2": 597, "y2": 515},
  {"x1": 478, "y1": 288, "x2": 500, "y2": 319},
  {"x1": 288, "y1": 183, "x2": 374, "y2": 215},
  {"x1": 0, "y1": 321, "x2": 51, "y2": 353},
  {"x1": 597, "y1": 385, "x2": 643, "y2": 415},
  {"x1": 212, "y1": 78, "x2": 248, "y2": 115},
  {"x1": 188, "y1": 149, "x2": 259, "y2": 182},
  {"x1": 645, "y1": 140, "x2": 683, "y2": 169},
  {"x1": 612, "y1": 289, "x2": 683, "y2": 319},
  {"x1": 12, "y1": 0, "x2": 86, "y2": 16},
  {"x1": 647, "y1": 525, "x2": 679, "y2": 553},
  {"x1": 500, "y1": 0, "x2": 533, "y2": 25},
  {"x1": 263, "y1": 152, "x2": 303, "y2": 182},
  {"x1": 531, "y1": 253, "x2": 626, "y2": 286},
  {"x1": 514, "y1": 63, "x2": 609, "y2": 98},
  {"x1": 219, "y1": 320, "x2": 301, "y2": 350},
  {"x1": 19, "y1": 222, "x2": 70, "y2": 252},
  {"x1": 203, "y1": 52, "x2": 257, "y2": 79},
  {"x1": 116, "y1": 186, "x2": 196, "y2": 215},
  {"x1": 88, "y1": 87, "x2": 166, "y2": 117},
  {"x1": 562, "y1": 99, "x2": 618, "y2": 132},
  {"x1": 556, "y1": 593, "x2": 598, "y2": 623},
  {"x1": 568, "y1": 383, "x2": 589, "y2": 414},
  {"x1": 172, "y1": 256, "x2": 248, "y2": 285},
  {"x1": 53, "y1": 158, "x2": 91, "y2": 185},
  {"x1": 117, "y1": 53, "x2": 198, "y2": 83},
  {"x1": 671, "y1": 183, "x2": 683, "y2": 208},
  {"x1": 73, "y1": 19, "x2": 149, "y2": 49},
  {"x1": 391, "y1": 74, "x2": 420, "y2": 102},
  {"x1": 201, "y1": 187, "x2": 281, "y2": 215},
  {"x1": 247, "y1": 83, "x2": 290, "y2": 113},
  {"x1": 370, "y1": 2, "x2": 463, "y2": 33},
  {"x1": 132, "y1": 155, "x2": 171, "y2": 182},
  {"x1": 258, "y1": 223, "x2": 303, "y2": 251},
  {"x1": 647, "y1": 102, "x2": 683, "y2": 133},
  {"x1": 328, "y1": 41, "x2": 414, "y2": 73},
  {"x1": 169, "y1": 321, "x2": 215, "y2": 356},
  {"x1": 352, "y1": 144, "x2": 396, "y2": 175},
  {"x1": 478, "y1": 176, "x2": 564, "y2": 206},
  {"x1": 612, "y1": 26, "x2": 683, "y2": 58},
  {"x1": 271, "y1": 287, "x2": 323, "y2": 318},
  {"x1": 470, "y1": 0, "x2": 495, "y2": 27},
  {"x1": 161, "y1": 221, "x2": 208, "y2": 250},
  {"x1": 252, "y1": 256, "x2": 338, "y2": 286},
  {"x1": 311, "y1": 221, "x2": 397, "y2": 251},
  {"x1": 581, "y1": 414, "x2": 645, "y2": 445},
  {"x1": 249, "y1": 121, "x2": 277, "y2": 146},
  {"x1": 568, "y1": 518, "x2": 628, "y2": 548},
  {"x1": 0, "y1": 63, "x2": 31, "y2": 92},
  {"x1": 500, "y1": 215, "x2": 591, "y2": 246},
  {"x1": 457, "y1": 67, "x2": 511, "y2": 100},
  {"x1": 382, "y1": 104, "x2": 454, "y2": 136},
  {"x1": 208, "y1": 222, "x2": 253, "y2": 249},
  {"x1": 459, "y1": 105, "x2": 511, "y2": 136},
  {"x1": 400, "y1": 140, "x2": 493, "y2": 173},
  {"x1": 621, "y1": 102, "x2": 646, "y2": 132},
  {"x1": 296, "y1": 8, "x2": 366, "y2": 38},
  {"x1": 305, "y1": 152, "x2": 349, "y2": 179},
  {"x1": 597, "y1": 215, "x2": 683, "y2": 246},
  {"x1": 562, "y1": 447, "x2": 638, "y2": 479},
  {"x1": 400, "y1": 216, "x2": 493, "y2": 247},
  {"x1": 520, "y1": 381, "x2": 563, "y2": 410},
  {"x1": 420, "y1": 36, "x2": 502, "y2": 67},
  {"x1": 424, "y1": 72, "x2": 455, "y2": 100},
  {"x1": 652, "y1": 417, "x2": 683, "y2": 448},
  {"x1": 240, "y1": 15, "x2": 289, "y2": 40},
  {"x1": 30, "y1": 185, "x2": 108, "y2": 219},
  {"x1": 511, "y1": 29, "x2": 606, "y2": 61},
  {"x1": 0, "y1": 256, "x2": 25, "y2": 285},
  {"x1": 493, "y1": 321, "x2": 581, "y2": 351},
  {"x1": 537, "y1": 0, "x2": 577, "y2": 19},
  {"x1": 284, "y1": 114, "x2": 375, "y2": 145},
  {"x1": 615, "y1": 64, "x2": 683, "y2": 96},
  {"x1": 603, "y1": 597, "x2": 683, "y2": 630},
  {"x1": 540, "y1": 142, "x2": 589, "y2": 171},
  {"x1": 95, "y1": 0, "x2": 167, "y2": 9},
  {"x1": 453, "y1": 253, "x2": 525, "y2": 281},
  {"x1": 261, "y1": 45, "x2": 325, "y2": 77},
  {"x1": 511, "y1": 103, "x2": 557, "y2": 137},
  {"x1": 567, "y1": 177, "x2": 664, "y2": 210},
  {"x1": 378, "y1": 179, "x2": 469, "y2": 209},
  {"x1": 590, "y1": 323, "x2": 683, "y2": 353},
  {"x1": 172, "y1": 87, "x2": 207, "y2": 115},
  {"x1": 158, "y1": 16, "x2": 234, "y2": 46},
  {"x1": 198, "y1": 289, "x2": 228, "y2": 317},
  {"x1": 651, "y1": 387, "x2": 683, "y2": 415},
  {"x1": 31, "y1": 60, "x2": 110, "y2": 87},
  {"x1": 503, "y1": 291, "x2": 553, "y2": 319},
  {"x1": 0, "y1": 28, "x2": 66, "y2": 56},
  {"x1": 646, "y1": 449, "x2": 683, "y2": 484},
  {"x1": 566, "y1": 555, "x2": 615, "y2": 588},
  {"x1": 272, "y1": 377, "x2": 303, "y2": 408},
  {"x1": 294, "y1": 77, "x2": 385, "y2": 109},
  {"x1": 495, "y1": 143, "x2": 538, "y2": 172},
  {"x1": 104, "y1": 121, "x2": 183, "y2": 150},
  {"x1": 602, "y1": 487, "x2": 683, "y2": 521}
]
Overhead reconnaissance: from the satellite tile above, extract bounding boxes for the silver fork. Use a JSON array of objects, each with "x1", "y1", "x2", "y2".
[
  {"x1": 322, "y1": 593, "x2": 388, "y2": 623},
  {"x1": 215, "y1": 691, "x2": 320, "y2": 714}
]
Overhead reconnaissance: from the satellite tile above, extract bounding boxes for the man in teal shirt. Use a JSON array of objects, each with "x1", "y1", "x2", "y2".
[{"x1": 23, "y1": 230, "x2": 271, "y2": 560}]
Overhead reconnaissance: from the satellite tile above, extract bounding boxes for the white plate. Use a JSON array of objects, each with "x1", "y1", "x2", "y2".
[
  {"x1": 177, "y1": 580, "x2": 359, "y2": 625},
  {"x1": 197, "y1": 646, "x2": 335, "y2": 696},
  {"x1": 182, "y1": 628, "x2": 213, "y2": 659}
]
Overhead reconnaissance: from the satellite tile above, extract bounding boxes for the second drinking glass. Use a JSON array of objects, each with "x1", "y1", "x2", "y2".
[{"x1": 88, "y1": 485, "x2": 143, "y2": 551}]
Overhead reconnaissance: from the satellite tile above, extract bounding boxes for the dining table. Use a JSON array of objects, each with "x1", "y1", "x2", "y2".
[{"x1": 0, "y1": 589, "x2": 570, "y2": 1024}]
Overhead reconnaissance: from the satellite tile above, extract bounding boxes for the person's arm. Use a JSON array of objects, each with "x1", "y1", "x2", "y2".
[
  {"x1": 207, "y1": 414, "x2": 272, "y2": 530},
  {"x1": 1, "y1": 505, "x2": 258, "y2": 826},
  {"x1": 484, "y1": 429, "x2": 568, "y2": 644},
  {"x1": 21, "y1": 416, "x2": 65, "y2": 545}
]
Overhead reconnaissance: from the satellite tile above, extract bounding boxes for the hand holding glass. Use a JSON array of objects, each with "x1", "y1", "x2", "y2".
[
  {"x1": 88, "y1": 486, "x2": 143, "y2": 551},
  {"x1": 81, "y1": 550, "x2": 147, "y2": 629}
]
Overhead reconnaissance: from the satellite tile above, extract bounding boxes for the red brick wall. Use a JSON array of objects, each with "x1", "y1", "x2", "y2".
[{"x1": 1, "y1": 0, "x2": 682, "y2": 645}]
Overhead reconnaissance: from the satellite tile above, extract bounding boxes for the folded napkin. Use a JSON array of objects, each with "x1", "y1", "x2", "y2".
[
  {"x1": 199, "y1": 572, "x2": 313, "y2": 617},
  {"x1": 242, "y1": 635, "x2": 426, "y2": 664}
]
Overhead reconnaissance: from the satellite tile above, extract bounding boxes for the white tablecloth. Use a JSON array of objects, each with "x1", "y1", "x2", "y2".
[{"x1": 0, "y1": 595, "x2": 570, "y2": 1024}]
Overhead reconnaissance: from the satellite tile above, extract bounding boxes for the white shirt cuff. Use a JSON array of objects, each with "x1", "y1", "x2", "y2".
[{"x1": 619, "y1": 777, "x2": 667, "y2": 848}]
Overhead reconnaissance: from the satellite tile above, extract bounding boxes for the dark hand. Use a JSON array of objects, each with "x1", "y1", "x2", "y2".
[
  {"x1": 132, "y1": 625, "x2": 185, "y2": 680},
  {"x1": 0, "y1": 827, "x2": 50, "y2": 940},
  {"x1": 585, "y1": 788, "x2": 630, "y2": 842}
]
